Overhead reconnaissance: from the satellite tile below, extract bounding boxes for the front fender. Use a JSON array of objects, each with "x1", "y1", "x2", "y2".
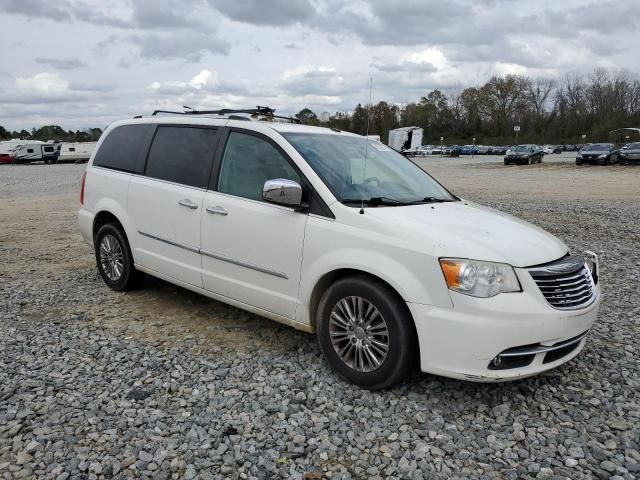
[{"x1": 296, "y1": 217, "x2": 453, "y2": 325}]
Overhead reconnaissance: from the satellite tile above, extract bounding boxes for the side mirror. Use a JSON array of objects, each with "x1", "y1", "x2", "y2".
[{"x1": 263, "y1": 178, "x2": 302, "y2": 207}]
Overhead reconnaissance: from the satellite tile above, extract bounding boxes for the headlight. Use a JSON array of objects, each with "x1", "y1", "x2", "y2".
[
  {"x1": 439, "y1": 258, "x2": 521, "y2": 298},
  {"x1": 598, "y1": 154, "x2": 607, "y2": 158}
]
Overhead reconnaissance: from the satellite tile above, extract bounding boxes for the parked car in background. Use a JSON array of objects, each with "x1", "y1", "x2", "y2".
[
  {"x1": 504, "y1": 145, "x2": 544, "y2": 165},
  {"x1": 475, "y1": 145, "x2": 490, "y2": 155},
  {"x1": 78, "y1": 109, "x2": 601, "y2": 388},
  {"x1": 563, "y1": 144, "x2": 577, "y2": 152},
  {"x1": 576, "y1": 143, "x2": 618, "y2": 165},
  {"x1": 489, "y1": 146, "x2": 507, "y2": 155},
  {"x1": 618, "y1": 142, "x2": 640, "y2": 164},
  {"x1": 0, "y1": 154, "x2": 15, "y2": 164},
  {"x1": 0, "y1": 141, "x2": 19, "y2": 164},
  {"x1": 542, "y1": 145, "x2": 554, "y2": 155},
  {"x1": 460, "y1": 145, "x2": 477, "y2": 155},
  {"x1": 444, "y1": 145, "x2": 461, "y2": 157},
  {"x1": 553, "y1": 145, "x2": 562, "y2": 153}
]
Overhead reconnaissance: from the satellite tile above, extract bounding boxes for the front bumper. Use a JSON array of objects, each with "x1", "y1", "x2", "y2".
[{"x1": 407, "y1": 267, "x2": 601, "y2": 382}]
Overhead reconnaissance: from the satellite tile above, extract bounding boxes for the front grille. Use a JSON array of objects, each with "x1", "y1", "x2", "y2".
[{"x1": 528, "y1": 256, "x2": 596, "y2": 310}]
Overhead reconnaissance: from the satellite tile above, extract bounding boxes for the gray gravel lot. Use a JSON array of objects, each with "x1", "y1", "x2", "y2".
[{"x1": 1, "y1": 159, "x2": 639, "y2": 479}]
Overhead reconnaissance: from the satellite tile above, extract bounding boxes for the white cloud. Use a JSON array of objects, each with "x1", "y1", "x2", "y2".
[
  {"x1": 15, "y1": 72, "x2": 69, "y2": 94},
  {"x1": 148, "y1": 70, "x2": 219, "y2": 95}
]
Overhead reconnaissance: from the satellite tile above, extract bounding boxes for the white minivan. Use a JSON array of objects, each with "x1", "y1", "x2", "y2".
[{"x1": 78, "y1": 110, "x2": 601, "y2": 389}]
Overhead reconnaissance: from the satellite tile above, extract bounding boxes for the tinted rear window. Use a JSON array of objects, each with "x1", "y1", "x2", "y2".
[
  {"x1": 93, "y1": 124, "x2": 151, "y2": 173},
  {"x1": 145, "y1": 126, "x2": 218, "y2": 188}
]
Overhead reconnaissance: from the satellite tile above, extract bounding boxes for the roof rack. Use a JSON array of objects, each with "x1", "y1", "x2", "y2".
[{"x1": 150, "y1": 105, "x2": 301, "y2": 123}]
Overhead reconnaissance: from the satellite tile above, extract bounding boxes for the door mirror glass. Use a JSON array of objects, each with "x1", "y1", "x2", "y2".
[{"x1": 263, "y1": 179, "x2": 302, "y2": 206}]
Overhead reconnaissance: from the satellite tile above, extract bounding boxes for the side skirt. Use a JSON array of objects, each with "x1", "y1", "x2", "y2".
[{"x1": 134, "y1": 264, "x2": 314, "y2": 334}]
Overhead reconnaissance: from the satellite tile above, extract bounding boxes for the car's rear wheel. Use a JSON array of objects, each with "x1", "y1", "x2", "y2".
[
  {"x1": 316, "y1": 276, "x2": 416, "y2": 390},
  {"x1": 95, "y1": 223, "x2": 144, "y2": 291}
]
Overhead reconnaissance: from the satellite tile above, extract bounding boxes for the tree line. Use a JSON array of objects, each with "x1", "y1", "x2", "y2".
[
  {"x1": 0, "y1": 125, "x2": 103, "y2": 142},
  {"x1": 296, "y1": 68, "x2": 640, "y2": 145}
]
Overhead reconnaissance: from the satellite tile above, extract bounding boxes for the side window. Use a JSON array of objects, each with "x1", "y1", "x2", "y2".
[
  {"x1": 145, "y1": 126, "x2": 217, "y2": 188},
  {"x1": 218, "y1": 132, "x2": 300, "y2": 202},
  {"x1": 94, "y1": 124, "x2": 150, "y2": 173}
]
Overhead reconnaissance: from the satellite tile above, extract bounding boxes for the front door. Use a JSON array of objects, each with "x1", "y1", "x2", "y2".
[
  {"x1": 128, "y1": 125, "x2": 219, "y2": 287},
  {"x1": 201, "y1": 130, "x2": 308, "y2": 319}
]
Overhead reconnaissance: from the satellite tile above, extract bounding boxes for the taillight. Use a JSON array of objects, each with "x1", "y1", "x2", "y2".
[{"x1": 80, "y1": 172, "x2": 86, "y2": 205}]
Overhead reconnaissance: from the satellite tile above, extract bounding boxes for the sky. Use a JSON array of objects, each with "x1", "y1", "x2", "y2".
[{"x1": 0, "y1": 0, "x2": 638, "y2": 131}]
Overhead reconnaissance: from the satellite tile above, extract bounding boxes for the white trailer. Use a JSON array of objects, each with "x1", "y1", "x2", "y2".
[
  {"x1": 387, "y1": 127, "x2": 423, "y2": 153},
  {"x1": 58, "y1": 142, "x2": 97, "y2": 163},
  {"x1": 10, "y1": 141, "x2": 46, "y2": 163}
]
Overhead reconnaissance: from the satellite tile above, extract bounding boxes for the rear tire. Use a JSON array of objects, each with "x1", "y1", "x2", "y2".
[
  {"x1": 316, "y1": 276, "x2": 417, "y2": 389},
  {"x1": 95, "y1": 223, "x2": 144, "y2": 291}
]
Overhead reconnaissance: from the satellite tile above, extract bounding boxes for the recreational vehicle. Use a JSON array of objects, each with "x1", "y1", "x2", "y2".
[
  {"x1": 388, "y1": 126, "x2": 423, "y2": 153},
  {"x1": 58, "y1": 142, "x2": 97, "y2": 163},
  {"x1": 8, "y1": 141, "x2": 46, "y2": 163}
]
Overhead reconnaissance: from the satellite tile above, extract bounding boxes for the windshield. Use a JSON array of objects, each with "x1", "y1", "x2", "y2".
[
  {"x1": 583, "y1": 144, "x2": 609, "y2": 151},
  {"x1": 282, "y1": 133, "x2": 455, "y2": 204},
  {"x1": 628, "y1": 142, "x2": 640, "y2": 149},
  {"x1": 514, "y1": 145, "x2": 532, "y2": 152}
]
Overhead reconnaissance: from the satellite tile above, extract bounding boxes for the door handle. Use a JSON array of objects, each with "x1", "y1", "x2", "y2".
[
  {"x1": 206, "y1": 205, "x2": 228, "y2": 216},
  {"x1": 178, "y1": 199, "x2": 198, "y2": 210}
]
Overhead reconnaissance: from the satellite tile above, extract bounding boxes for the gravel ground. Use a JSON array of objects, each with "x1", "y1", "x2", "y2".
[{"x1": 1, "y1": 160, "x2": 639, "y2": 480}]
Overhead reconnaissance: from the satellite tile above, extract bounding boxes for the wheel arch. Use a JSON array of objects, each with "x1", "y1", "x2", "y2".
[
  {"x1": 307, "y1": 268, "x2": 421, "y2": 367},
  {"x1": 308, "y1": 268, "x2": 414, "y2": 330},
  {"x1": 92, "y1": 208, "x2": 135, "y2": 257}
]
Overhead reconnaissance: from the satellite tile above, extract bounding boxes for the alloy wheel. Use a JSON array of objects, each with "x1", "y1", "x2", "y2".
[
  {"x1": 99, "y1": 234, "x2": 124, "y2": 281},
  {"x1": 329, "y1": 296, "x2": 390, "y2": 372}
]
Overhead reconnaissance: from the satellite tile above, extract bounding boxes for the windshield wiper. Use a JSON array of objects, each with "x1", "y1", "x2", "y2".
[
  {"x1": 408, "y1": 197, "x2": 456, "y2": 204},
  {"x1": 341, "y1": 196, "x2": 408, "y2": 206}
]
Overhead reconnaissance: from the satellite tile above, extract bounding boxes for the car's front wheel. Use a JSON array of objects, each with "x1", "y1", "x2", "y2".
[
  {"x1": 95, "y1": 223, "x2": 144, "y2": 291},
  {"x1": 316, "y1": 276, "x2": 417, "y2": 389}
]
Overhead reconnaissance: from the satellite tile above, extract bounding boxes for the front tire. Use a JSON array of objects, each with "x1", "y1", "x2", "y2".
[
  {"x1": 95, "y1": 223, "x2": 144, "y2": 291},
  {"x1": 316, "y1": 276, "x2": 417, "y2": 389}
]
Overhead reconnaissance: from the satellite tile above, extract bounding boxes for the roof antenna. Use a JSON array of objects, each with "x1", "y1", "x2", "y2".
[{"x1": 360, "y1": 76, "x2": 373, "y2": 215}]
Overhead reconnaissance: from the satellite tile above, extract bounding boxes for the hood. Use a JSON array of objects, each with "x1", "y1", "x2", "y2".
[
  {"x1": 363, "y1": 201, "x2": 568, "y2": 267},
  {"x1": 580, "y1": 149, "x2": 608, "y2": 154}
]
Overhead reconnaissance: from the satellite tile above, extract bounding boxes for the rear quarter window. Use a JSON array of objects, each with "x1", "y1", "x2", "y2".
[
  {"x1": 93, "y1": 124, "x2": 151, "y2": 173},
  {"x1": 144, "y1": 126, "x2": 218, "y2": 188}
]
